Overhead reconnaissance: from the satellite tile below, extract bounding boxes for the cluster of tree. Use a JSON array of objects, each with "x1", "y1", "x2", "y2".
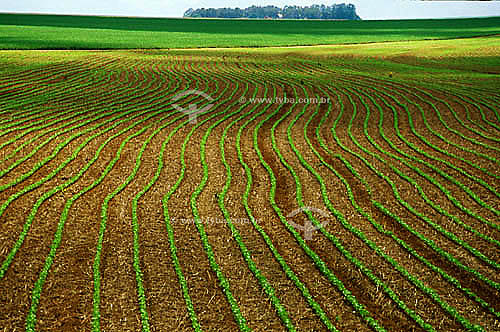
[{"x1": 184, "y1": 4, "x2": 361, "y2": 20}]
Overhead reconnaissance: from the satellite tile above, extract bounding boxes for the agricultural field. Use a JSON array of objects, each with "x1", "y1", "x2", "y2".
[
  {"x1": 1, "y1": 13, "x2": 500, "y2": 49},
  {"x1": 0, "y1": 13, "x2": 499, "y2": 332}
]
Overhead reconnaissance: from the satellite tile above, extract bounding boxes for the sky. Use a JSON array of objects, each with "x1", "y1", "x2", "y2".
[{"x1": 1, "y1": 0, "x2": 500, "y2": 20}]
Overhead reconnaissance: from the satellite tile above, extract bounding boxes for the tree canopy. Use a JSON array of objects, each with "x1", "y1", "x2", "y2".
[{"x1": 184, "y1": 4, "x2": 361, "y2": 20}]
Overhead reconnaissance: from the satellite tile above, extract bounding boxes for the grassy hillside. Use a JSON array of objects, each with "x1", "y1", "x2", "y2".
[{"x1": 0, "y1": 13, "x2": 499, "y2": 49}]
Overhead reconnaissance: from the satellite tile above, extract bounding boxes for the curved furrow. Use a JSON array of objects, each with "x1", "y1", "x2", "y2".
[
  {"x1": 0, "y1": 57, "x2": 171, "y2": 163},
  {"x1": 162, "y1": 67, "x2": 254, "y2": 331},
  {"x1": 0, "y1": 59, "x2": 103, "y2": 104},
  {"x1": 0, "y1": 59, "x2": 119, "y2": 108},
  {"x1": 357, "y1": 84, "x2": 500, "y2": 227},
  {"x1": 282, "y1": 85, "x2": 439, "y2": 330},
  {"x1": 132, "y1": 93, "x2": 208, "y2": 332},
  {"x1": 28, "y1": 56, "x2": 211, "y2": 332},
  {"x1": 0, "y1": 57, "x2": 127, "y2": 134},
  {"x1": 381, "y1": 80, "x2": 500, "y2": 153},
  {"x1": 344, "y1": 85, "x2": 500, "y2": 260},
  {"x1": 24, "y1": 59, "x2": 212, "y2": 331},
  {"x1": 295, "y1": 62, "x2": 500, "y2": 211},
  {"x1": 224, "y1": 61, "x2": 346, "y2": 330},
  {"x1": 0, "y1": 58, "x2": 200, "y2": 278},
  {"x1": 256, "y1": 63, "x2": 432, "y2": 329},
  {"x1": 0, "y1": 56, "x2": 168, "y2": 186},
  {"x1": 0, "y1": 57, "x2": 169, "y2": 160},
  {"x1": 250, "y1": 80, "x2": 386, "y2": 331},
  {"x1": 0, "y1": 57, "x2": 97, "y2": 86},
  {"x1": 368, "y1": 83, "x2": 500, "y2": 187},
  {"x1": 357, "y1": 78, "x2": 500, "y2": 169},
  {"x1": 346, "y1": 85, "x2": 500, "y2": 273},
  {"x1": 308, "y1": 84, "x2": 500, "y2": 323},
  {"x1": 215, "y1": 77, "x2": 297, "y2": 330},
  {"x1": 326, "y1": 76, "x2": 500, "y2": 229},
  {"x1": 417, "y1": 85, "x2": 500, "y2": 136},
  {"x1": 265, "y1": 61, "x2": 500, "y2": 261},
  {"x1": 93, "y1": 59, "x2": 229, "y2": 332},
  {"x1": 432, "y1": 89, "x2": 500, "y2": 133},
  {"x1": 92, "y1": 58, "x2": 220, "y2": 331},
  {"x1": 318, "y1": 84, "x2": 500, "y2": 297},
  {"x1": 233, "y1": 86, "x2": 340, "y2": 331},
  {"x1": 272, "y1": 68, "x2": 491, "y2": 331},
  {"x1": 189, "y1": 77, "x2": 255, "y2": 331}
]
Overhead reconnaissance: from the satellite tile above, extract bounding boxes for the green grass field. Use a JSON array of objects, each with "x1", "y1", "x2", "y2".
[{"x1": 0, "y1": 13, "x2": 499, "y2": 49}]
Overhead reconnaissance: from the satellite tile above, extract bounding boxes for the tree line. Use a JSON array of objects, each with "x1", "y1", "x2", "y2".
[{"x1": 184, "y1": 4, "x2": 361, "y2": 20}]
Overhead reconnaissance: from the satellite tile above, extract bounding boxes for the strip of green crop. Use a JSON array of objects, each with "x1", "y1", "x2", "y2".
[
  {"x1": 162, "y1": 67, "x2": 256, "y2": 331},
  {"x1": 0, "y1": 58, "x2": 138, "y2": 129},
  {"x1": 357, "y1": 84, "x2": 500, "y2": 234},
  {"x1": 92, "y1": 58, "x2": 218, "y2": 331},
  {"x1": 270, "y1": 62, "x2": 500, "y2": 247},
  {"x1": 249, "y1": 81, "x2": 385, "y2": 331},
  {"x1": 367, "y1": 78, "x2": 500, "y2": 163},
  {"x1": 0, "y1": 60, "x2": 101, "y2": 106},
  {"x1": 448, "y1": 92, "x2": 500, "y2": 133},
  {"x1": 0, "y1": 57, "x2": 97, "y2": 90},
  {"x1": 0, "y1": 67, "x2": 138, "y2": 176},
  {"x1": 215, "y1": 72, "x2": 297, "y2": 330},
  {"x1": 263, "y1": 62, "x2": 495, "y2": 325},
  {"x1": 0, "y1": 57, "x2": 180, "y2": 187},
  {"x1": 290, "y1": 59, "x2": 498, "y2": 282},
  {"x1": 345, "y1": 85, "x2": 500, "y2": 254},
  {"x1": 24, "y1": 59, "x2": 212, "y2": 331},
  {"x1": 274, "y1": 80, "x2": 438, "y2": 331},
  {"x1": 233, "y1": 84, "x2": 339, "y2": 332},
  {"x1": 454, "y1": 95, "x2": 500, "y2": 140},
  {"x1": 26, "y1": 107, "x2": 171, "y2": 332},
  {"x1": 318, "y1": 83, "x2": 500, "y2": 292},
  {"x1": 295, "y1": 62, "x2": 500, "y2": 213},
  {"x1": 0, "y1": 59, "x2": 211, "y2": 280},
  {"x1": 364, "y1": 81, "x2": 500, "y2": 189},
  {"x1": 357, "y1": 81, "x2": 500, "y2": 226},
  {"x1": 225, "y1": 59, "x2": 342, "y2": 326},
  {"x1": 386, "y1": 81, "x2": 500, "y2": 154},
  {"x1": 0, "y1": 58, "x2": 173, "y2": 164},
  {"x1": 0, "y1": 64, "x2": 109, "y2": 134},
  {"x1": 190, "y1": 80, "x2": 255, "y2": 331},
  {"x1": 290, "y1": 81, "x2": 489, "y2": 331},
  {"x1": 310, "y1": 83, "x2": 500, "y2": 321},
  {"x1": 94, "y1": 57, "x2": 223, "y2": 332},
  {"x1": 316, "y1": 85, "x2": 492, "y2": 331},
  {"x1": 342, "y1": 85, "x2": 500, "y2": 271},
  {"x1": 0, "y1": 60, "x2": 74, "y2": 89},
  {"x1": 127, "y1": 56, "x2": 228, "y2": 332},
  {"x1": 0, "y1": 107, "x2": 99, "y2": 152},
  {"x1": 471, "y1": 96, "x2": 500, "y2": 128},
  {"x1": 1, "y1": 73, "x2": 187, "y2": 281},
  {"x1": 447, "y1": 91, "x2": 500, "y2": 141},
  {"x1": 93, "y1": 61, "x2": 219, "y2": 331},
  {"x1": 0, "y1": 57, "x2": 118, "y2": 111},
  {"x1": 0, "y1": 108, "x2": 69, "y2": 133},
  {"x1": 0, "y1": 58, "x2": 127, "y2": 115},
  {"x1": 0, "y1": 65, "x2": 102, "y2": 113},
  {"x1": 308, "y1": 65, "x2": 500, "y2": 231},
  {"x1": 0, "y1": 59, "x2": 114, "y2": 131}
]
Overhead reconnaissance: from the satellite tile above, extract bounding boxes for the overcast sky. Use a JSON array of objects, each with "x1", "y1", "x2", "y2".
[{"x1": 1, "y1": 0, "x2": 500, "y2": 20}]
